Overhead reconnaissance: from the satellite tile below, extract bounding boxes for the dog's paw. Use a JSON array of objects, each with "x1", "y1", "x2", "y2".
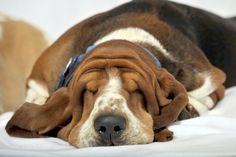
[
  {"x1": 178, "y1": 104, "x2": 199, "y2": 120},
  {"x1": 154, "y1": 128, "x2": 173, "y2": 142}
]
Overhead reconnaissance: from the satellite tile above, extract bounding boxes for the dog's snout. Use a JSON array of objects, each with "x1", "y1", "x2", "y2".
[{"x1": 94, "y1": 114, "x2": 126, "y2": 140}]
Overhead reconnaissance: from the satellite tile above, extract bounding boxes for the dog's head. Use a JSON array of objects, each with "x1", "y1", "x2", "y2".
[{"x1": 6, "y1": 40, "x2": 188, "y2": 147}]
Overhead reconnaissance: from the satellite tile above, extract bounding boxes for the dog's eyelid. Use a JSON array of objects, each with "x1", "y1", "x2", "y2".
[
  {"x1": 86, "y1": 85, "x2": 98, "y2": 94},
  {"x1": 90, "y1": 89, "x2": 98, "y2": 95}
]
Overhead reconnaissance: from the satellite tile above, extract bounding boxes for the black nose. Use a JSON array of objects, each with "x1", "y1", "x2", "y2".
[{"x1": 94, "y1": 114, "x2": 126, "y2": 140}]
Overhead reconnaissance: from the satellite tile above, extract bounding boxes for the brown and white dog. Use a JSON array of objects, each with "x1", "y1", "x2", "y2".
[
  {"x1": 0, "y1": 15, "x2": 48, "y2": 114},
  {"x1": 6, "y1": 0, "x2": 236, "y2": 147}
]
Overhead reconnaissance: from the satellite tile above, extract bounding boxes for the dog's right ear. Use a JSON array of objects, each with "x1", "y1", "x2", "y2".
[{"x1": 5, "y1": 87, "x2": 72, "y2": 138}]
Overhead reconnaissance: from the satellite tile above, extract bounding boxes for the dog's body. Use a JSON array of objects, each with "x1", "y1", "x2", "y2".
[
  {"x1": 0, "y1": 15, "x2": 48, "y2": 114},
  {"x1": 6, "y1": 0, "x2": 236, "y2": 147}
]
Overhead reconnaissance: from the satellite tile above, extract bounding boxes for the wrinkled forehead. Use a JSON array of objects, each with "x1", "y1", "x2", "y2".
[
  {"x1": 79, "y1": 66, "x2": 145, "y2": 92},
  {"x1": 75, "y1": 40, "x2": 158, "y2": 73}
]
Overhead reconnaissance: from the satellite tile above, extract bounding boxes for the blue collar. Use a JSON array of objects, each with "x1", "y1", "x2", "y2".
[
  {"x1": 142, "y1": 47, "x2": 162, "y2": 67},
  {"x1": 56, "y1": 44, "x2": 162, "y2": 89}
]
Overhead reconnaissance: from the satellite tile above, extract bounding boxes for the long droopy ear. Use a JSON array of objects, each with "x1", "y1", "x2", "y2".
[
  {"x1": 152, "y1": 68, "x2": 188, "y2": 129},
  {"x1": 132, "y1": 66, "x2": 188, "y2": 141},
  {"x1": 6, "y1": 87, "x2": 72, "y2": 138},
  {"x1": 133, "y1": 66, "x2": 188, "y2": 130}
]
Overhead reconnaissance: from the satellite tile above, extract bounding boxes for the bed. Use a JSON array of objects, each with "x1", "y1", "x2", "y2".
[{"x1": 1, "y1": 86, "x2": 236, "y2": 157}]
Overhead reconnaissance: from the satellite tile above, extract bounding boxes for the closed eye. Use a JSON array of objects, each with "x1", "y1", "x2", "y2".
[
  {"x1": 86, "y1": 87, "x2": 98, "y2": 96},
  {"x1": 86, "y1": 79, "x2": 106, "y2": 95},
  {"x1": 86, "y1": 81, "x2": 98, "y2": 93}
]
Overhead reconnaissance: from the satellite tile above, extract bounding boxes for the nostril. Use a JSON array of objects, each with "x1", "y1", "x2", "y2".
[
  {"x1": 98, "y1": 126, "x2": 106, "y2": 134},
  {"x1": 114, "y1": 125, "x2": 122, "y2": 132}
]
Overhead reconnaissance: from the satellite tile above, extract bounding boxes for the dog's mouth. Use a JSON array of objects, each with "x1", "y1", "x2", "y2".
[{"x1": 97, "y1": 136, "x2": 126, "y2": 146}]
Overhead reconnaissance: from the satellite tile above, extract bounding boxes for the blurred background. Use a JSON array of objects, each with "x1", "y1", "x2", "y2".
[{"x1": 0, "y1": 0, "x2": 236, "y2": 41}]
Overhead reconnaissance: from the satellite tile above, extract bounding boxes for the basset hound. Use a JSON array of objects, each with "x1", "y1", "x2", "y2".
[{"x1": 6, "y1": 0, "x2": 236, "y2": 147}]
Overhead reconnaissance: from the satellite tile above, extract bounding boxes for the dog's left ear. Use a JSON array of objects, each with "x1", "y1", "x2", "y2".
[
  {"x1": 6, "y1": 87, "x2": 72, "y2": 138},
  {"x1": 135, "y1": 67, "x2": 188, "y2": 141},
  {"x1": 152, "y1": 68, "x2": 188, "y2": 129},
  {"x1": 135, "y1": 66, "x2": 188, "y2": 131}
]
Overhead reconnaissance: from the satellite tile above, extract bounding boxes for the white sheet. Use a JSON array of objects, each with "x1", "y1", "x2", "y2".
[{"x1": 0, "y1": 87, "x2": 236, "y2": 157}]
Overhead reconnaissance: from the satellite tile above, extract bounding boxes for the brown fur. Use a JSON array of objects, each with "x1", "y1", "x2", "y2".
[{"x1": 0, "y1": 15, "x2": 48, "y2": 114}]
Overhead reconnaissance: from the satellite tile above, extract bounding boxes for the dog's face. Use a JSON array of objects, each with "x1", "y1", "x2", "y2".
[
  {"x1": 68, "y1": 67, "x2": 154, "y2": 147},
  {"x1": 6, "y1": 40, "x2": 188, "y2": 148}
]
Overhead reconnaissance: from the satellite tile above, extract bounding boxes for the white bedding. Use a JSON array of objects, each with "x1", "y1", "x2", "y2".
[{"x1": 0, "y1": 87, "x2": 236, "y2": 157}]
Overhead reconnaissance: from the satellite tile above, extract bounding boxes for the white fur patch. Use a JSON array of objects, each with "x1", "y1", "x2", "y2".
[
  {"x1": 200, "y1": 96, "x2": 214, "y2": 109},
  {"x1": 78, "y1": 73, "x2": 152, "y2": 147},
  {"x1": 25, "y1": 80, "x2": 49, "y2": 105},
  {"x1": 188, "y1": 73, "x2": 216, "y2": 114},
  {"x1": 188, "y1": 74, "x2": 215, "y2": 99},
  {"x1": 188, "y1": 96, "x2": 209, "y2": 115},
  {"x1": 94, "y1": 27, "x2": 176, "y2": 61}
]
